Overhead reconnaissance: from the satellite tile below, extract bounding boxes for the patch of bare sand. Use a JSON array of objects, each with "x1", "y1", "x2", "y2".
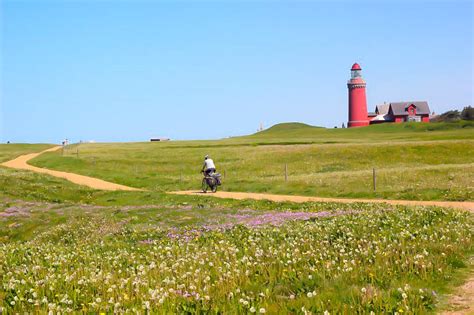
[{"x1": 441, "y1": 273, "x2": 474, "y2": 315}]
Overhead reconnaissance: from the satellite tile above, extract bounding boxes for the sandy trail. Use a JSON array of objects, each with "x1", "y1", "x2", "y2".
[
  {"x1": 1, "y1": 147, "x2": 472, "y2": 210},
  {"x1": 4, "y1": 147, "x2": 472, "y2": 211},
  {"x1": 1, "y1": 146, "x2": 141, "y2": 191},
  {"x1": 171, "y1": 190, "x2": 474, "y2": 213},
  {"x1": 442, "y1": 271, "x2": 474, "y2": 315}
]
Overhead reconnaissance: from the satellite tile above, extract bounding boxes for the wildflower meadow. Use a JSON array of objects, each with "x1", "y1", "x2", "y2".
[{"x1": 1, "y1": 202, "x2": 472, "y2": 314}]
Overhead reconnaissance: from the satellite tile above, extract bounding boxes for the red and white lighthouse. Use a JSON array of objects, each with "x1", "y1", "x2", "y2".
[{"x1": 347, "y1": 63, "x2": 369, "y2": 127}]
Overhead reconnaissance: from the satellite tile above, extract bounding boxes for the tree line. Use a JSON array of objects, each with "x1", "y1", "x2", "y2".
[{"x1": 431, "y1": 106, "x2": 474, "y2": 122}]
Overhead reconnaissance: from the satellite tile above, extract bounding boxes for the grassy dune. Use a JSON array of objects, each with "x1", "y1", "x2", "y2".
[
  {"x1": 31, "y1": 122, "x2": 474, "y2": 201},
  {"x1": 233, "y1": 121, "x2": 474, "y2": 144}
]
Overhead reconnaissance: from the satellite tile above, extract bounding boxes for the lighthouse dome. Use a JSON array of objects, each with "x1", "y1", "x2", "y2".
[{"x1": 351, "y1": 63, "x2": 362, "y2": 70}]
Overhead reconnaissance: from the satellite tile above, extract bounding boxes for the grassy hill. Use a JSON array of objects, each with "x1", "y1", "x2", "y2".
[
  {"x1": 235, "y1": 120, "x2": 474, "y2": 144},
  {"x1": 256, "y1": 120, "x2": 474, "y2": 135},
  {"x1": 29, "y1": 121, "x2": 474, "y2": 201},
  {"x1": 255, "y1": 122, "x2": 321, "y2": 134}
]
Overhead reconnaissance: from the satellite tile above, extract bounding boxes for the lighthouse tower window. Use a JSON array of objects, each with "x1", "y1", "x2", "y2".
[{"x1": 351, "y1": 69, "x2": 362, "y2": 79}]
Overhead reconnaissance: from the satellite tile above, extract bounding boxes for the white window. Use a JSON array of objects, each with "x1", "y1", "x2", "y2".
[{"x1": 406, "y1": 116, "x2": 421, "y2": 122}]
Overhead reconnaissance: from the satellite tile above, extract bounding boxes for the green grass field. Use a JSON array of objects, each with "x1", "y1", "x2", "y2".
[
  {"x1": 1, "y1": 123, "x2": 474, "y2": 313},
  {"x1": 0, "y1": 143, "x2": 53, "y2": 163},
  {"x1": 30, "y1": 122, "x2": 474, "y2": 201}
]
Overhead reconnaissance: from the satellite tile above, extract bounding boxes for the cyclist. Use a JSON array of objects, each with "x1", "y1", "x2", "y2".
[{"x1": 201, "y1": 155, "x2": 216, "y2": 176}]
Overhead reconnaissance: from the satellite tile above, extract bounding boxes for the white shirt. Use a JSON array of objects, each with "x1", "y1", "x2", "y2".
[{"x1": 203, "y1": 158, "x2": 216, "y2": 170}]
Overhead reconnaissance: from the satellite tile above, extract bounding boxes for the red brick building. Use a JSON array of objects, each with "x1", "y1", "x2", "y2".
[{"x1": 368, "y1": 102, "x2": 431, "y2": 124}]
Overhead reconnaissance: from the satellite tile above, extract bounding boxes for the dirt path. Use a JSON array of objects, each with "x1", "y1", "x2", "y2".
[
  {"x1": 1, "y1": 146, "x2": 141, "y2": 191},
  {"x1": 1, "y1": 147, "x2": 472, "y2": 211},
  {"x1": 170, "y1": 191, "x2": 474, "y2": 213},
  {"x1": 442, "y1": 273, "x2": 474, "y2": 315}
]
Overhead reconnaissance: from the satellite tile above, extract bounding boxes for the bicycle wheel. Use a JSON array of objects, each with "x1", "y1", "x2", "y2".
[{"x1": 201, "y1": 178, "x2": 208, "y2": 193}]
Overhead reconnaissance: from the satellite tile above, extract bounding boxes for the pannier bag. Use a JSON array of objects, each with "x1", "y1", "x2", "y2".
[{"x1": 213, "y1": 173, "x2": 222, "y2": 185}]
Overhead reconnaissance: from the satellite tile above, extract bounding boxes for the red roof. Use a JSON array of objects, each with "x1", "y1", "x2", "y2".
[{"x1": 351, "y1": 63, "x2": 362, "y2": 70}]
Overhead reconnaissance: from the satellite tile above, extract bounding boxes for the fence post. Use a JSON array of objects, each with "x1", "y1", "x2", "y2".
[
  {"x1": 76, "y1": 148, "x2": 79, "y2": 158},
  {"x1": 285, "y1": 164, "x2": 288, "y2": 182},
  {"x1": 373, "y1": 168, "x2": 376, "y2": 191}
]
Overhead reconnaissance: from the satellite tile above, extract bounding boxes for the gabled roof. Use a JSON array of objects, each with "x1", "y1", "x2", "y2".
[
  {"x1": 375, "y1": 104, "x2": 390, "y2": 115},
  {"x1": 390, "y1": 101, "x2": 430, "y2": 116}
]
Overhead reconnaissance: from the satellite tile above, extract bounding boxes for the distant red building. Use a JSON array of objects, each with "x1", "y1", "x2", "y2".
[
  {"x1": 347, "y1": 63, "x2": 430, "y2": 127},
  {"x1": 368, "y1": 102, "x2": 431, "y2": 123}
]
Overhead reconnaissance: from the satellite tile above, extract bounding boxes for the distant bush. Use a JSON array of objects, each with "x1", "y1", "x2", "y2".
[
  {"x1": 432, "y1": 106, "x2": 473, "y2": 122},
  {"x1": 461, "y1": 106, "x2": 474, "y2": 120},
  {"x1": 431, "y1": 110, "x2": 461, "y2": 122}
]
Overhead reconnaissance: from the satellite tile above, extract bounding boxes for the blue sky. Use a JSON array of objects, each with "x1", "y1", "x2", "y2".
[{"x1": 1, "y1": 0, "x2": 472, "y2": 143}]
